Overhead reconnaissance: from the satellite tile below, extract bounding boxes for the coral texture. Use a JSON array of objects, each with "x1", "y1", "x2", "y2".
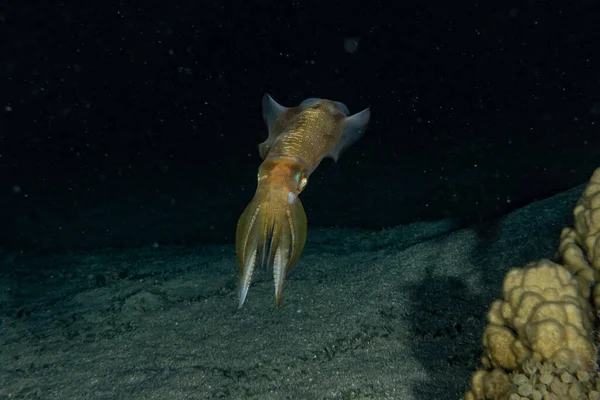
[{"x1": 464, "y1": 168, "x2": 600, "y2": 400}]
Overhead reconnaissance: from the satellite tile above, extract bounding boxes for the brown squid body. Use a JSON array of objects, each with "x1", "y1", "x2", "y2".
[{"x1": 235, "y1": 94, "x2": 370, "y2": 307}]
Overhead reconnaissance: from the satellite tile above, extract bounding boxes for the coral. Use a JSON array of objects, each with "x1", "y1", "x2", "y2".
[
  {"x1": 465, "y1": 260, "x2": 598, "y2": 400},
  {"x1": 469, "y1": 359, "x2": 600, "y2": 400},
  {"x1": 558, "y1": 167, "x2": 600, "y2": 306},
  {"x1": 464, "y1": 168, "x2": 600, "y2": 400}
]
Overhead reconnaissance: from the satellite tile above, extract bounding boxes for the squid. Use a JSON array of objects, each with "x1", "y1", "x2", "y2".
[{"x1": 235, "y1": 94, "x2": 370, "y2": 307}]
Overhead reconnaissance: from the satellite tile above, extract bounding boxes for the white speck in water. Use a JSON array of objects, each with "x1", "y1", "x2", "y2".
[{"x1": 344, "y1": 37, "x2": 361, "y2": 54}]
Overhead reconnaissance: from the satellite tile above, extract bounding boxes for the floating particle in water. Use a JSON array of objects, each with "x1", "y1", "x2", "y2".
[{"x1": 343, "y1": 37, "x2": 361, "y2": 54}]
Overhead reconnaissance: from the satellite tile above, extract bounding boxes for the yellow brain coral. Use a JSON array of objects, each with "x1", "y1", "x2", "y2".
[
  {"x1": 465, "y1": 168, "x2": 600, "y2": 400},
  {"x1": 467, "y1": 261, "x2": 599, "y2": 400},
  {"x1": 559, "y1": 167, "x2": 600, "y2": 307},
  {"x1": 573, "y1": 168, "x2": 600, "y2": 269},
  {"x1": 485, "y1": 259, "x2": 596, "y2": 372}
]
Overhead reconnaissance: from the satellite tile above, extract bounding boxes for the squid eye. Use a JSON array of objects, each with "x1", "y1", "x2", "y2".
[{"x1": 293, "y1": 171, "x2": 308, "y2": 192}]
